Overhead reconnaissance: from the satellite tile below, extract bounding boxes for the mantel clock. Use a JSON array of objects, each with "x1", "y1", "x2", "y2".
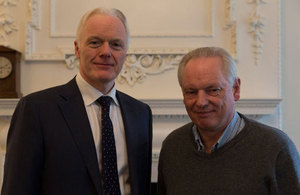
[{"x1": 0, "y1": 45, "x2": 22, "y2": 98}]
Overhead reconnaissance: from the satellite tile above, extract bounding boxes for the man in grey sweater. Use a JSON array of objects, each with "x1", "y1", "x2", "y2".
[{"x1": 157, "y1": 47, "x2": 300, "y2": 195}]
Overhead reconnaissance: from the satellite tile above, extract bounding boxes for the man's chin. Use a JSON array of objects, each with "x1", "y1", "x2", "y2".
[
  {"x1": 194, "y1": 120, "x2": 217, "y2": 131},
  {"x1": 94, "y1": 73, "x2": 117, "y2": 83}
]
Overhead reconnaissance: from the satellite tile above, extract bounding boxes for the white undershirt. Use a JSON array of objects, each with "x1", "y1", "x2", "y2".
[{"x1": 76, "y1": 73, "x2": 130, "y2": 195}]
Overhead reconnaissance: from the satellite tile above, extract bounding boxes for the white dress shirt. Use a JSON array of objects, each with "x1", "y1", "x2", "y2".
[{"x1": 76, "y1": 73, "x2": 130, "y2": 195}]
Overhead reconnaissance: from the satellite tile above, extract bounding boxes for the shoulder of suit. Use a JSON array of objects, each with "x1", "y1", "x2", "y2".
[
  {"x1": 116, "y1": 90, "x2": 149, "y2": 107},
  {"x1": 20, "y1": 78, "x2": 77, "y2": 104}
]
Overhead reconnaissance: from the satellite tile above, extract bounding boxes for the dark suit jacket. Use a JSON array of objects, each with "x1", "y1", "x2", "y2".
[{"x1": 1, "y1": 78, "x2": 153, "y2": 195}]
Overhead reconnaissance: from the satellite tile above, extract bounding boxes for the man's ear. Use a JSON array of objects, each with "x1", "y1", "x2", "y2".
[
  {"x1": 233, "y1": 77, "x2": 241, "y2": 101},
  {"x1": 74, "y1": 41, "x2": 80, "y2": 58}
]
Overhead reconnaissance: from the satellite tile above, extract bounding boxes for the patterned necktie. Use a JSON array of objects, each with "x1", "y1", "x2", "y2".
[{"x1": 97, "y1": 96, "x2": 121, "y2": 195}]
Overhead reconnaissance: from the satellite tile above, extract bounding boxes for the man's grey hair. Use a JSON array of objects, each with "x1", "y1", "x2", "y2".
[
  {"x1": 177, "y1": 47, "x2": 237, "y2": 87},
  {"x1": 75, "y1": 7, "x2": 130, "y2": 47}
]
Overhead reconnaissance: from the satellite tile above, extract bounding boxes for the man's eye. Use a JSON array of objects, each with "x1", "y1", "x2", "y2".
[
  {"x1": 206, "y1": 88, "x2": 222, "y2": 96},
  {"x1": 110, "y1": 42, "x2": 124, "y2": 49},
  {"x1": 185, "y1": 90, "x2": 197, "y2": 95},
  {"x1": 88, "y1": 41, "x2": 101, "y2": 48}
]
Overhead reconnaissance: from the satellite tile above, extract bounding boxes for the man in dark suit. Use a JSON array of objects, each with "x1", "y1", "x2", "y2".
[{"x1": 1, "y1": 7, "x2": 152, "y2": 195}]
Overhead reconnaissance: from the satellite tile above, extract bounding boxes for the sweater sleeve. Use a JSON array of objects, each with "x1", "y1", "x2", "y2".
[{"x1": 275, "y1": 138, "x2": 300, "y2": 194}]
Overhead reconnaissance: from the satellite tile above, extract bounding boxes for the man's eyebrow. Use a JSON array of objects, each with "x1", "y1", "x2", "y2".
[
  {"x1": 110, "y1": 38, "x2": 125, "y2": 43},
  {"x1": 86, "y1": 36, "x2": 103, "y2": 42}
]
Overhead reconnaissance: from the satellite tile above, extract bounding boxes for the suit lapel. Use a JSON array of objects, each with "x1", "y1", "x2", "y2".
[
  {"x1": 117, "y1": 91, "x2": 142, "y2": 194},
  {"x1": 57, "y1": 78, "x2": 103, "y2": 195}
]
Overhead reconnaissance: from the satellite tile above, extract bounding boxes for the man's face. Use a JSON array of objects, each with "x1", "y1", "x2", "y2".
[
  {"x1": 74, "y1": 14, "x2": 127, "y2": 91},
  {"x1": 181, "y1": 57, "x2": 240, "y2": 133}
]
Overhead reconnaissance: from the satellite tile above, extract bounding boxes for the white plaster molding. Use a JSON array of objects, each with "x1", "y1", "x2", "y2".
[
  {"x1": 229, "y1": 22, "x2": 237, "y2": 59},
  {"x1": 64, "y1": 48, "x2": 192, "y2": 69},
  {"x1": 25, "y1": 0, "x2": 43, "y2": 60},
  {"x1": 224, "y1": 0, "x2": 237, "y2": 59},
  {"x1": 235, "y1": 98, "x2": 281, "y2": 115},
  {"x1": 65, "y1": 54, "x2": 79, "y2": 69},
  {"x1": 25, "y1": 22, "x2": 34, "y2": 59},
  {"x1": 225, "y1": 0, "x2": 236, "y2": 25},
  {"x1": 118, "y1": 53, "x2": 184, "y2": 86},
  {"x1": 128, "y1": 48, "x2": 191, "y2": 55},
  {"x1": 0, "y1": 98, "x2": 18, "y2": 116},
  {"x1": 142, "y1": 98, "x2": 281, "y2": 116},
  {"x1": 0, "y1": 98, "x2": 281, "y2": 117},
  {"x1": 248, "y1": 0, "x2": 267, "y2": 65},
  {"x1": 26, "y1": 0, "x2": 62, "y2": 60},
  {"x1": 0, "y1": 0, "x2": 18, "y2": 46},
  {"x1": 0, "y1": 117, "x2": 9, "y2": 152},
  {"x1": 64, "y1": 48, "x2": 192, "y2": 85},
  {"x1": 0, "y1": 113, "x2": 10, "y2": 188},
  {"x1": 28, "y1": 0, "x2": 41, "y2": 29},
  {"x1": 0, "y1": 116, "x2": 9, "y2": 189},
  {"x1": 25, "y1": 0, "x2": 215, "y2": 60},
  {"x1": 49, "y1": 0, "x2": 214, "y2": 38},
  {"x1": 25, "y1": 1, "x2": 235, "y2": 65},
  {"x1": 152, "y1": 149, "x2": 160, "y2": 162},
  {"x1": 0, "y1": 0, "x2": 17, "y2": 6}
]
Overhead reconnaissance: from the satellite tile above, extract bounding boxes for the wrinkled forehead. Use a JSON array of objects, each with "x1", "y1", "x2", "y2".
[
  {"x1": 182, "y1": 57, "x2": 229, "y2": 83},
  {"x1": 77, "y1": 13, "x2": 129, "y2": 48}
]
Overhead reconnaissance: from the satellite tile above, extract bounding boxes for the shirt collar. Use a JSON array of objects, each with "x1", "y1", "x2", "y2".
[
  {"x1": 75, "y1": 73, "x2": 119, "y2": 106},
  {"x1": 216, "y1": 111, "x2": 240, "y2": 148},
  {"x1": 192, "y1": 111, "x2": 243, "y2": 152}
]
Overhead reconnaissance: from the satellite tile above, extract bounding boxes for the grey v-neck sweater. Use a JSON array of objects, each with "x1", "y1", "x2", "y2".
[{"x1": 158, "y1": 114, "x2": 300, "y2": 195}]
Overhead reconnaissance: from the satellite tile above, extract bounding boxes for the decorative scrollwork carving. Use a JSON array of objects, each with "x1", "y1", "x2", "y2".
[
  {"x1": 117, "y1": 54, "x2": 184, "y2": 86},
  {"x1": 65, "y1": 54, "x2": 79, "y2": 69},
  {"x1": 0, "y1": 0, "x2": 17, "y2": 6},
  {"x1": 64, "y1": 53, "x2": 184, "y2": 86}
]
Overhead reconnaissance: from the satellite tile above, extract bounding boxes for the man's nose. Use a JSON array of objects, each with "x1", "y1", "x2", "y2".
[
  {"x1": 99, "y1": 42, "x2": 112, "y2": 57},
  {"x1": 195, "y1": 90, "x2": 209, "y2": 107}
]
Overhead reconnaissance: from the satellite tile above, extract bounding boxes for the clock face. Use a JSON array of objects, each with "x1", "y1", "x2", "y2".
[{"x1": 0, "y1": 56, "x2": 13, "y2": 79}]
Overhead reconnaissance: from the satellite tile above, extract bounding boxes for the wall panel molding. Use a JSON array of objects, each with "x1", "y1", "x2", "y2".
[
  {"x1": 22, "y1": 0, "x2": 280, "y2": 98},
  {"x1": 24, "y1": 0, "x2": 237, "y2": 61},
  {"x1": 49, "y1": 0, "x2": 214, "y2": 38}
]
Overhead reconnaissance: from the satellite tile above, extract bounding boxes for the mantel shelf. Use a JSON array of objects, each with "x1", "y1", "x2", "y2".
[
  {"x1": 141, "y1": 98, "x2": 282, "y2": 116},
  {"x1": 0, "y1": 98, "x2": 281, "y2": 117},
  {"x1": 0, "y1": 99, "x2": 19, "y2": 116}
]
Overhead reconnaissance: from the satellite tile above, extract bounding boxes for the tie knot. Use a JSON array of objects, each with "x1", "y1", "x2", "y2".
[{"x1": 97, "y1": 96, "x2": 112, "y2": 108}]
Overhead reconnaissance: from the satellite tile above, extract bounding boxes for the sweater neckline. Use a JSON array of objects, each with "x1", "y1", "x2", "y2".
[{"x1": 191, "y1": 114, "x2": 253, "y2": 158}]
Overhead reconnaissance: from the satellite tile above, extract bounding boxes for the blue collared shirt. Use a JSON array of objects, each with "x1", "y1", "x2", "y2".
[{"x1": 192, "y1": 112, "x2": 245, "y2": 152}]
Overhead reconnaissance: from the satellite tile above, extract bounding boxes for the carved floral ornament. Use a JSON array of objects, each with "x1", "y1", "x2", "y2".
[
  {"x1": 65, "y1": 52, "x2": 185, "y2": 86},
  {"x1": 0, "y1": 0, "x2": 18, "y2": 46},
  {"x1": 248, "y1": 0, "x2": 267, "y2": 65}
]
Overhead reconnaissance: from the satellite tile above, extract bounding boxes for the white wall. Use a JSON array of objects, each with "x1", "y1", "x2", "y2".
[
  {"x1": 282, "y1": 0, "x2": 300, "y2": 150},
  {"x1": 1, "y1": 0, "x2": 300, "y2": 185}
]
